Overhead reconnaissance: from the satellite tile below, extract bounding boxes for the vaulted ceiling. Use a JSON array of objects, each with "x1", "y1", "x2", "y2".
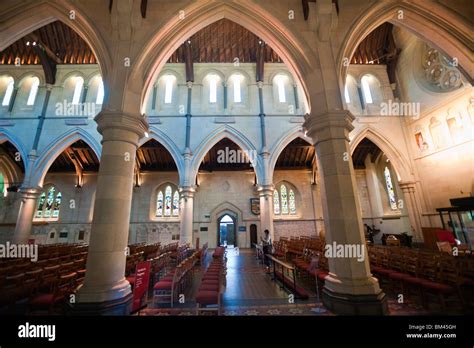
[
  {"x1": 0, "y1": 141, "x2": 25, "y2": 173},
  {"x1": 0, "y1": 21, "x2": 96, "y2": 65},
  {"x1": 352, "y1": 138, "x2": 382, "y2": 169},
  {"x1": 168, "y1": 19, "x2": 282, "y2": 64}
]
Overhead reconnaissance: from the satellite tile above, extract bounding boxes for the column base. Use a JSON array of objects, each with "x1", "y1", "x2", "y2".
[
  {"x1": 322, "y1": 287, "x2": 388, "y2": 315},
  {"x1": 67, "y1": 292, "x2": 133, "y2": 316}
]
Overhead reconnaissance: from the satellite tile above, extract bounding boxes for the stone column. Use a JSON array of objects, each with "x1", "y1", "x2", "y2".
[
  {"x1": 304, "y1": 110, "x2": 388, "y2": 315},
  {"x1": 75, "y1": 111, "x2": 147, "y2": 315},
  {"x1": 12, "y1": 187, "x2": 42, "y2": 244},
  {"x1": 179, "y1": 185, "x2": 195, "y2": 246},
  {"x1": 257, "y1": 184, "x2": 274, "y2": 242},
  {"x1": 399, "y1": 181, "x2": 423, "y2": 243}
]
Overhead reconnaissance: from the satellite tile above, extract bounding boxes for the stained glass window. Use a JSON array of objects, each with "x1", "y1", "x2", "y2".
[
  {"x1": 164, "y1": 186, "x2": 172, "y2": 216},
  {"x1": 384, "y1": 166, "x2": 398, "y2": 210},
  {"x1": 0, "y1": 173, "x2": 4, "y2": 197},
  {"x1": 36, "y1": 192, "x2": 46, "y2": 218},
  {"x1": 156, "y1": 191, "x2": 163, "y2": 216},
  {"x1": 281, "y1": 184, "x2": 288, "y2": 215},
  {"x1": 44, "y1": 187, "x2": 55, "y2": 218},
  {"x1": 289, "y1": 189, "x2": 296, "y2": 215},
  {"x1": 35, "y1": 186, "x2": 61, "y2": 220},
  {"x1": 53, "y1": 192, "x2": 61, "y2": 218},
  {"x1": 172, "y1": 191, "x2": 179, "y2": 216},
  {"x1": 273, "y1": 190, "x2": 280, "y2": 215}
]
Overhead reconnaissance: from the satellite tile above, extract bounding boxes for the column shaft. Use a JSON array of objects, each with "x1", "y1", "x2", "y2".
[
  {"x1": 258, "y1": 185, "x2": 274, "y2": 242},
  {"x1": 13, "y1": 188, "x2": 41, "y2": 244},
  {"x1": 179, "y1": 186, "x2": 194, "y2": 246}
]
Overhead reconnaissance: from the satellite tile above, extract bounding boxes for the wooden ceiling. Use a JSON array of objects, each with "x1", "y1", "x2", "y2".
[
  {"x1": 0, "y1": 21, "x2": 96, "y2": 65},
  {"x1": 199, "y1": 138, "x2": 254, "y2": 172},
  {"x1": 137, "y1": 139, "x2": 177, "y2": 171},
  {"x1": 352, "y1": 138, "x2": 382, "y2": 169},
  {"x1": 0, "y1": 141, "x2": 25, "y2": 173},
  {"x1": 351, "y1": 23, "x2": 397, "y2": 65},
  {"x1": 168, "y1": 19, "x2": 282, "y2": 64},
  {"x1": 275, "y1": 138, "x2": 315, "y2": 170},
  {"x1": 49, "y1": 140, "x2": 99, "y2": 172}
]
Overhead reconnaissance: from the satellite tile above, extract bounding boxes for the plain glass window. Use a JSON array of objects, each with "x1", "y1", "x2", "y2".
[
  {"x1": 361, "y1": 76, "x2": 373, "y2": 104},
  {"x1": 96, "y1": 79, "x2": 104, "y2": 105},
  {"x1": 276, "y1": 76, "x2": 286, "y2": 103},
  {"x1": 344, "y1": 84, "x2": 350, "y2": 103},
  {"x1": 233, "y1": 75, "x2": 242, "y2": 103},
  {"x1": 164, "y1": 75, "x2": 175, "y2": 104},
  {"x1": 27, "y1": 77, "x2": 40, "y2": 106},
  {"x1": 72, "y1": 77, "x2": 84, "y2": 105},
  {"x1": 2, "y1": 77, "x2": 14, "y2": 106},
  {"x1": 209, "y1": 75, "x2": 217, "y2": 103}
]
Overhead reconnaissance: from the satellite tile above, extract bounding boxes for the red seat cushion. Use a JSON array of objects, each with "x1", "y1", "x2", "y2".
[
  {"x1": 126, "y1": 276, "x2": 135, "y2": 285},
  {"x1": 29, "y1": 294, "x2": 55, "y2": 307},
  {"x1": 404, "y1": 277, "x2": 429, "y2": 286},
  {"x1": 420, "y1": 280, "x2": 455, "y2": 293},
  {"x1": 374, "y1": 268, "x2": 395, "y2": 276},
  {"x1": 153, "y1": 281, "x2": 172, "y2": 290},
  {"x1": 201, "y1": 280, "x2": 219, "y2": 286},
  {"x1": 389, "y1": 272, "x2": 411, "y2": 280},
  {"x1": 199, "y1": 284, "x2": 219, "y2": 291},
  {"x1": 196, "y1": 290, "x2": 219, "y2": 305}
]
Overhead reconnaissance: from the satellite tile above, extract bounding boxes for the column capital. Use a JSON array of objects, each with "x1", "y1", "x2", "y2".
[
  {"x1": 186, "y1": 81, "x2": 193, "y2": 89},
  {"x1": 179, "y1": 185, "x2": 195, "y2": 198},
  {"x1": 257, "y1": 184, "x2": 274, "y2": 197},
  {"x1": 18, "y1": 187, "x2": 42, "y2": 199},
  {"x1": 399, "y1": 181, "x2": 416, "y2": 192},
  {"x1": 95, "y1": 110, "x2": 148, "y2": 144},
  {"x1": 257, "y1": 81, "x2": 264, "y2": 89},
  {"x1": 303, "y1": 110, "x2": 355, "y2": 145}
]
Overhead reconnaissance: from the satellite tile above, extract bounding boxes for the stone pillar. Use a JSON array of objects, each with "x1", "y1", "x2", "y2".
[
  {"x1": 75, "y1": 111, "x2": 147, "y2": 315},
  {"x1": 304, "y1": 110, "x2": 388, "y2": 315},
  {"x1": 257, "y1": 184, "x2": 274, "y2": 242},
  {"x1": 179, "y1": 186, "x2": 195, "y2": 246},
  {"x1": 12, "y1": 187, "x2": 42, "y2": 244},
  {"x1": 399, "y1": 181, "x2": 423, "y2": 243}
]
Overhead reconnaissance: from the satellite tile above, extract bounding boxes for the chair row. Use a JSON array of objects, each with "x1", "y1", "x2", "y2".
[{"x1": 196, "y1": 247, "x2": 227, "y2": 315}]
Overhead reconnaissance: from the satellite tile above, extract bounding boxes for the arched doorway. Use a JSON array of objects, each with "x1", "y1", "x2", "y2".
[{"x1": 218, "y1": 213, "x2": 236, "y2": 247}]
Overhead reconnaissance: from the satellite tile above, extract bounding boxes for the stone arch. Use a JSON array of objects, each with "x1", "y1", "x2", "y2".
[
  {"x1": 338, "y1": 1, "x2": 473, "y2": 91},
  {"x1": 0, "y1": 2, "x2": 112, "y2": 78},
  {"x1": 0, "y1": 130, "x2": 29, "y2": 173},
  {"x1": 268, "y1": 127, "x2": 313, "y2": 181},
  {"x1": 190, "y1": 125, "x2": 262, "y2": 185},
  {"x1": 31, "y1": 128, "x2": 101, "y2": 186},
  {"x1": 139, "y1": 128, "x2": 185, "y2": 184},
  {"x1": 209, "y1": 201, "x2": 244, "y2": 248},
  {"x1": 350, "y1": 127, "x2": 412, "y2": 182},
  {"x1": 126, "y1": 0, "x2": 316, "y2": 115}
]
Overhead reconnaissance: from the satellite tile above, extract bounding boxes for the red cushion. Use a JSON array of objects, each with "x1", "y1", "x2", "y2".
[
  {"x1": 29, "y1": 294, "x2": 55, "y2": 306},
  {"x1": 404, "y1": 277, "x2": 428, "y2": 286},
  {"x1": 317, "y1": 271, "x2": 328, "y2": 281},
  {"x1": 153, "y1": 281, "x2": 172, "y2": 290},
  {"x1": 201, "y1": 280, "x2": 219, "y2": 286},
  {"x1": 436, "y1": 229, "x2": 456, "y2": 244},
  {"x1": 374, "y1": 268, "x2": 395, "y2": 276},
  {"x1": 389, "y1": 272, "x2": 411, "y2": 280},
  {"x1": 199, "y1": 284, "x2": 219, "y2": 291},
  {"x1": 196, "y1": 290, "x2": 219, "y2": 305},
  {"x1": 126, "y1": 276, "x2": 135, "y2": 285},
  {"x1": 420, "y1": 280, "x2": 455, "y2": 293}
]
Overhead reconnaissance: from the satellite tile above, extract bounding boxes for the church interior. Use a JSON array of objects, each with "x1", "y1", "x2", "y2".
[{"x1": 0, "y1": 0, "x2": 473, "y2": 323}]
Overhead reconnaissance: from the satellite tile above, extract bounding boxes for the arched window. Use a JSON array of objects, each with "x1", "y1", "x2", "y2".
[
  {"x1": 344, "y1": 84, "x2": 350, "y2": 103},
  {"x1": 72, "y1": 77, "x2": 84, "y2": 105},
  {"x1": 209, "y1": 75, "x2": 218, "y2": 103},
  {"x1": 273, "y1": 183, "x2": 297, "y2": 216},
  {"x1": 26, "y1": 77, "x2": 40, "y2": 106},
  {"x1": 275, "y1": 75, "x2": 287, "y2": 103},
  {"x1": 233, "y1": 74, "x2": 242, "y2": 103},
  {"x1": 35, "y1": 185, "x2": 62, "y2": 220},
  {"x1": 361, "y1": 75, "x2": 373, "y2": 104},
  {"x1": 384, "y1": 166, "x2": 397, "y2": 210},
  {"x1": 163, "y1": 75, "x2": 176, "y2": 104},
  {"x1": 0, "y1": 173, "x2": 5, "y2": 197},
  {"x1": 96, "y1": 78, "x2": 104, "y2": 105},
  {"x1": 273, "y1": 190, "x2": 280, "y2": 215},
  {"x1": 2, "y1": 77, "x2": 14, "y2": 106},
  {"x1": 156, "y1": 184, "x2": 180, "y2": 217}
]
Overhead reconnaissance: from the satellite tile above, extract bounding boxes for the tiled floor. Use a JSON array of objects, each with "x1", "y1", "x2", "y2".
[{"x1": 142, "y1": 247, "x2": 434, "y2": 316}]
